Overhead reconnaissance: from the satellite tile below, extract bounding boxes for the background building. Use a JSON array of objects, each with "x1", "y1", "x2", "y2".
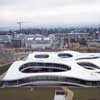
[
  {"x1": 24, "y1": 34, "x2": 55, "y2": 49},
  {"x1": 0, "y1": 35, "x2": 12, "y2": 48}
]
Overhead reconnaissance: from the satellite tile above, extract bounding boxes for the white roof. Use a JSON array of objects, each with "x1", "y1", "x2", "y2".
[{"x1": 2, "y1": 50, "x2": 100, "y2": 81}]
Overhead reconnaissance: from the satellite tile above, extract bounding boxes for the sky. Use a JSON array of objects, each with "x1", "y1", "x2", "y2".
[{"x1": 0, "y1": 0, "x2": 100, "y2": 29}]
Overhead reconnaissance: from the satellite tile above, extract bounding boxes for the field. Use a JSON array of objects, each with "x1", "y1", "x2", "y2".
[
  {"x1": 0, "y1": 87, "x2": 100, "y2": 100},
  {"x1": 71, "y1": 88, "x2": 100, "y2": 100},
  {"x1": 0, "y1": 87, "x2": 55, "y2": 100},
  {"x1": 0, "y1": 64, "x2": 10, "y2": 75}
]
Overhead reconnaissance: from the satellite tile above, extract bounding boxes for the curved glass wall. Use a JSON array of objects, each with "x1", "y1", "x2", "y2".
[
  {"x1": 19, "y1": 62, "x2": 71, "y2": 73},
  {"x1": 1, "y1": 76, "x2": 100, "y2": 87},
  {"x1": 21, "y1": 67, "x2": 66, "y2": 73}
]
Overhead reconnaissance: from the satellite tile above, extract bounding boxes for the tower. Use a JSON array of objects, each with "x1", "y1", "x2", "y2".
[{"x1": 17, "y1": 21, "x2": 23, "y2": 33}]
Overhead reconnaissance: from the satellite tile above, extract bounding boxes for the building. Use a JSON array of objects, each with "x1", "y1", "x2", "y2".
[
  {"x1": 12, "y1": 39, "x2": 22, "y2": 48},
  {"x1": 12, "y1": 34, "x2": 56, "y2": 49},
  {"x1": 24, "y1": 34, "x2": 55, "y2": 49},
  {"x1": 0, "y1": 35, "x2": 12, "y2": 48},
  {"x1": 0, "y1": 51, "x2": 100, "y2": 87},
  {"x1": 67, "y1": 32, "x2": 89, "y2": 42},
  {"x1": 53, "y1": 33, "x2": 68, "y2": 49},
  {"x1": 11, "y1": 33, "x2": 26, "y2": 48},
  {"x1": 24, "y1": 34, "x2": 45, "y2": 48}
]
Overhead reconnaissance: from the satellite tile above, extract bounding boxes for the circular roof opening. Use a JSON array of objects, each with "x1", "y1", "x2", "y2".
[
  {"x1": 19, "y1": 62, "x2": 71, "y2": 73},
  {"x1": 76, "y1": 57, "x2": 100, "y2": 60},
  {"x1": 58, "y1": 53, "x2": 73, "y2": 58},
  {"x1": 34, "y1": 54, "x2": 49, "y2": 58},
  {"x1": 77, "y1": 62, "x2": 100, "y2": 70}
]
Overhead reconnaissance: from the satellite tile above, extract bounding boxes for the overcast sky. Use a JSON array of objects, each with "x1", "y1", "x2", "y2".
[{"x1": 0, "y1": 0, "x2": 100, "y2": 28}]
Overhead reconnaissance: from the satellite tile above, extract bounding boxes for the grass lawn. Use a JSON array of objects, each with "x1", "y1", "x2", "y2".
[
  {"x1": 71, "y1": 87, "x2": 100, "y2": 100},
  {"x1": 0, "y1": 87, "x2": 100, "y2": 100},
  {"x1": 0, "y1": 64, "x2": 10, "y2": 75},
  {"x1": 0, "y1": 87, "x2": 55, "y2": 100}
]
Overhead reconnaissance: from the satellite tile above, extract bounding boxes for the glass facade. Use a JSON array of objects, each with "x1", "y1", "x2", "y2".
[{"x1": 0, "y1": 76, "x2": 100, "y2": 87}]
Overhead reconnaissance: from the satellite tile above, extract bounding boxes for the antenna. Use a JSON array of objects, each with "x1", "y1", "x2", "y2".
[
  {"x1": 17, "y1": 20, "x2": 31, "y2": 33},
  {"x1": 17, "y1": 21, "x2": 24, "y2": 33}
]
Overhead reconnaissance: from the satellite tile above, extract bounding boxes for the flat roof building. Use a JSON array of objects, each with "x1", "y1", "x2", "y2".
[{"x1": 0, "y1": 51, "x2": 100, "y2": 87}]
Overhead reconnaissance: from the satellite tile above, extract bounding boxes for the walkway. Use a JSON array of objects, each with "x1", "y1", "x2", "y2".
[{"x1": 63, "y1": 87, "x2": 74, "y2": 100}]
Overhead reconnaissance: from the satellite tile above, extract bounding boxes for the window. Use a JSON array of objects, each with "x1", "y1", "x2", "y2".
[
  {"x1": 77, "y1": 62, "x2": 100, "y2": 70},
  {"x1": 55, "y1": 90, "x2": 65, "y2": 95},
  {"x1": 34, "y1": 54, "x2": 49, "y2": 58},
  {"x1": 58, "y1": 53, "x2": 72, "y2": 58}
]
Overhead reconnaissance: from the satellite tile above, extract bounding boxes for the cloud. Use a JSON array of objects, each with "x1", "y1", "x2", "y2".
[{"x1": 0, "y1": 0, "x2": 100, "y2": 26}]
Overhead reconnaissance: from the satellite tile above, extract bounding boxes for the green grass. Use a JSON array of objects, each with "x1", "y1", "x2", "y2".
[
  {"x1": 71, "y1": 88, "x2": 100, "y2": 100},
  {"x1": 0, "y1": 87, "x2": 55, "y2": 100},
  {"x1": 0, "y1": 87, "x2": 100, "y2": 100},
  {"x1": 0, "y1": 64, "x2": 10, "y2": 75}
]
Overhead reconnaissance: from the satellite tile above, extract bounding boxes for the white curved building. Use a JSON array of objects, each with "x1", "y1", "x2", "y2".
[{"x1": 1, "y1": 51, "x2": 100, "y2": 87}]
